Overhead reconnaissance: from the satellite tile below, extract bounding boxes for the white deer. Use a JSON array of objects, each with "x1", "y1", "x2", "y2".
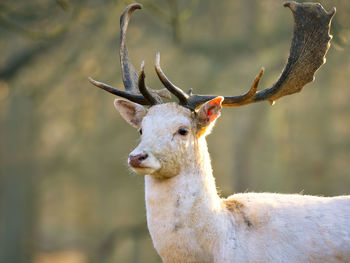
[{"x1": 89, "y1": 2, "x2": 350, "y2": 262}]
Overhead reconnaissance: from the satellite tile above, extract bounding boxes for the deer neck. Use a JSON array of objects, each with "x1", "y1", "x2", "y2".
[{"x1": 144, "y1": 137, "x2": 227, "y2": 261}]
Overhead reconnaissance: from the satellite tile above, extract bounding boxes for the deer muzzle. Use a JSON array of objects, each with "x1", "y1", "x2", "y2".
[{"x1": 128, "y1": 148, "x2": 161, "y2": 175}]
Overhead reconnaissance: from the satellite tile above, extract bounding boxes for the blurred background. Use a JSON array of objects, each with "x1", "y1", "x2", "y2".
[{"x1": 0, "y1": 0, "x2": 349, "y2": 262}]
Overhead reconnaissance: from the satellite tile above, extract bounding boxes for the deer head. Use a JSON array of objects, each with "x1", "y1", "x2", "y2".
[
  {"x1": 89, "y1": 2, "x2": 335, "y2": 178},
  {"x1": 113, "y1": 97, "x2": 224, "y2": 178}
]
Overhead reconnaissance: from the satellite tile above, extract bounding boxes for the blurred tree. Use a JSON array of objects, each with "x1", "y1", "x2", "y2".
[
  {"x1": 0, "y1": 1, "x2": 81, "y2": 262},
  {"x1": 142, "y1": 0, "x2": 198, "y2": 43},
  {"x1": 0, "y1": 95, "x2": 38, "y2": 263},
  {"x1": 0, "y1": 0, "x2": 81, "y2": 80}
]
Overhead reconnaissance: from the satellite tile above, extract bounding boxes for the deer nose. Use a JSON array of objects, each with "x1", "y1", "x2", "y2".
[{"x1": 128, "y1": 153, "x2": 148, "y2": 168}]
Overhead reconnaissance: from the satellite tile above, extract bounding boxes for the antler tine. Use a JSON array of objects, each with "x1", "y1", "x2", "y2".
[
  {"x1": 165, "y1": 68, "x2": 264, "y2": 110},
  {"x1": 120, "y1": 3, "x2": 142, "y2": 93},
  {"x1": 155, "y1": 52, "x2": 189, "y2": 106},
  {"x1": 88, "y1": 77, "x2": 149, "y2": 105},
  {"x1": 221, "y1": 68, "x2": 265, "y2": 107},
  {"x1": 222, "y1": 1, "x2": 335, "y2": 107},
  {"x1": 138, "y1": 61, "x2": 160, "y2": 105}
]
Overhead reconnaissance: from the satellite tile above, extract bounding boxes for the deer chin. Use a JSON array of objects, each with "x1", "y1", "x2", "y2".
[
  {"x1": 131, "y1": 167, "x2": 158, "y2": 175},
  {"x1": 132, "y1": 164, "x2": 180, "y2": 179}
]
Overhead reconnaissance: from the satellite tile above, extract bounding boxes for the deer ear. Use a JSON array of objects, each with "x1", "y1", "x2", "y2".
[
  {"x1": 196, "y1": 96, "x2": 224, "y2": 136},
  {"x1": 114, "y1": 99, "x2": 147, "y2": 128}
]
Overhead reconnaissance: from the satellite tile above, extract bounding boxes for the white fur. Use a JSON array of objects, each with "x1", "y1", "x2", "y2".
[{"x1": 115, "y1": 100, "x2": 350, "y2": 263}]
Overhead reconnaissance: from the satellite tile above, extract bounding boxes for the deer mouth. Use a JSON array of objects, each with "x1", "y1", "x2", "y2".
[
  {"x1": 131, "y1": 166, "x2": 158, "y2": 175},
  {"x1": 128, "y1": 161, "x2": 152, "y2": 173}
]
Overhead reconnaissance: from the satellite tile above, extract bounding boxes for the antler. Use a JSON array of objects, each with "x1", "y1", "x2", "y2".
[
  {"x1": 155, "y1": 1, "x2": 336, "y2": 110},
  {"x1": 155, "y1": 53, "x2": 265, "y2": 110},
  {"x1": 89, "y1": 3, "x2": 170, "y2": 105}
]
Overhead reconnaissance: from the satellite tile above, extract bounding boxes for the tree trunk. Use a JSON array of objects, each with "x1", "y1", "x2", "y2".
[{"x1": 0, "y1": 95, "x2": 38, "y2": 263}]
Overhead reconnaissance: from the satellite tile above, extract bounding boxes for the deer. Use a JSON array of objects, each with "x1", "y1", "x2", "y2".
[{"x1": 89, "y1": 2, "x2": 350, "y2": 262}]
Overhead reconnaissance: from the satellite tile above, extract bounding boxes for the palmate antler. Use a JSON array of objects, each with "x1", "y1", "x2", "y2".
[{"x1": 89, "y1": 1, "x2": 336, "y2": 111}]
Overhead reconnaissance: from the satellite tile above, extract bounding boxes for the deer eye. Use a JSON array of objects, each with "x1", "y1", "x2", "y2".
[
  {"x1": 177, "y1": 127, "x2": 188, "y2": 136},
  {"x1": 138, "y1": 128, "x2": 142, "y2": 135}
]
